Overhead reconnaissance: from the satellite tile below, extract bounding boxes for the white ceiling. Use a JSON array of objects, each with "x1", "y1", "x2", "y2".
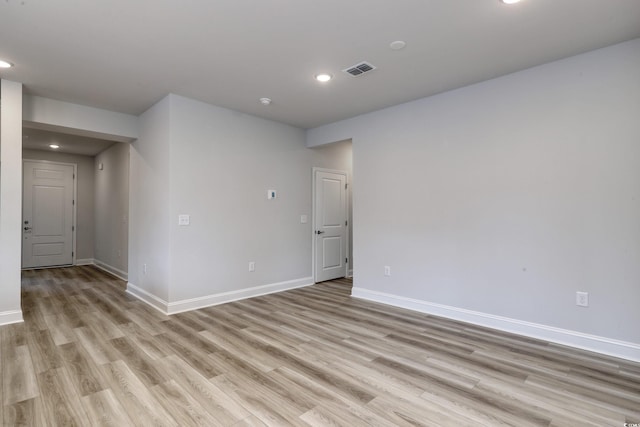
[{"x1": 1, "y1": 0, "x2": 639, "y2": 130}]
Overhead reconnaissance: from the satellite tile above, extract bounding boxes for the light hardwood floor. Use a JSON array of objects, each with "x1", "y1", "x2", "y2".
[{"x1": 1, "y1": 266, "x2": 639, "y2": 426}]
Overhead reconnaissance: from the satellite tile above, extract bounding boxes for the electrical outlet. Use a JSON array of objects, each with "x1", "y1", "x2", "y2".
[
  {"x1": 249, "y1": 261, "x2": 255, "y2": 272},
  {"x1": 384, "y1": 266, "x2": 391, "y2": 277},
  {"x1": 576, "y1": 291, "x2": 589, "y2": 307},
  {"x1": 178, "y1": 214, "x2": 190, "y2": 226}
]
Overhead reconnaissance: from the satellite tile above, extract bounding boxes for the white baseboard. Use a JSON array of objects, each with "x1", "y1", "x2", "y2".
[
  {"x1": 0, "y1": 310, "x2": 24, "y2": 326},
  {"x1": 126, "y1": 283, "x2": 170, "y2": 315},
  {"x1": 75, "y1": 258, "x2": 95, "y2": 266},
  {"x1": 93, "y1": 260, "x2": 128, "y2": 281},
  {"x1": 352, "y1": 287, "x2": 640, "y2": 363},
  {"x1": 127, "y1": 276, "x2": 314, "y2": 315}
]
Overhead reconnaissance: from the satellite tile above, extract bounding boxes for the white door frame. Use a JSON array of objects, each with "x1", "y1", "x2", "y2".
[
  {"x1": 22, "y1": 159, "x2": 78, "y2": 268},
  {"x1": 312, "y1": 167, "x2": 349, "y2": 283}
]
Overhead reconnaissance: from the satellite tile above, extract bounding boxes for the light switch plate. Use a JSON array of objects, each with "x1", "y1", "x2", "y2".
[
  {"x1": 576, "y1": 291, "x2": 589, "y2": 307},
  {"x1": 178, "y1": 214, "x2": 190, "y2": 226}
]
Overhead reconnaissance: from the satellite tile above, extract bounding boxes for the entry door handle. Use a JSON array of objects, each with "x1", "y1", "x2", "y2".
[
  {"x1": 316, "y1": 230, "x2": 325, "y2": 235},
  {"x1": 24, "y1": 226, "x2": 32, "y2": 231}
]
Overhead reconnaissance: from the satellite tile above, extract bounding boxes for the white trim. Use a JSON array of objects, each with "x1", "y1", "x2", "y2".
[
  {"x1": 167, "y1": 277, "x2": 313, "y2": 314},
  {"x1": 0, "y1": 310, "x2": 24, "y2": 326},
  {"x1": 72, "y1": 258, "x2": 128, "y2": 280},
  {"x1": 312, "y1": 167, "x2": 349, "y2": 283},
  {"x1": 126, "y1": 282, "x2": 169, "y2": 314},
  {"x1": 348, "y1": 269, "x2": 354, "y2": 278},
  {"x1": 127, "y1": 277, "x2": 314, "y2": 315},
  {"x1": 352, "y1": 287, "x2": 640, "y2": 363},
  {"x1": 93, "y1": 259, "x2": 128, "y2": 281}
]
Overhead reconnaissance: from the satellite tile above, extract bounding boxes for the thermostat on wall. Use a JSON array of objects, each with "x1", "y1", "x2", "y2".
[{"x1": 267, "y1": 190, "x2": 277, "y2": 200}]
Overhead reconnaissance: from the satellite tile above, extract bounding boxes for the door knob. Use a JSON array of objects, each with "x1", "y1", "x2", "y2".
[
  {"x1": 316, "y1": 230, "x2": 325, "y2": 234},
  {"x1": 24, "y1": 226, "x2": 32, "y2": 231}
]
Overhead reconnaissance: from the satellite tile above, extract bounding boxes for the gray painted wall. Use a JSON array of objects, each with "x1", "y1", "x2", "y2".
[
  {"x1": 0, "y1": 80, "x2": 23, "y2": 321},
  {"x1": 94, "y1": 142, "x2": 129, "y2": 274},
  {"x1": 168, "y1": 95, "x2": 311, "y2": 301},
  {"x1": 23, "y1": 149, "x2": 95, "y2": 261},
  {"x1": 128, "y1": 96, "x2": 172, "y2": 301},
  {"x1": 306, "y1": 39, "x2": 640, "y2": 346},
  {"x1": 129, "y1": 94, "x2": 354, "y2": 305}
]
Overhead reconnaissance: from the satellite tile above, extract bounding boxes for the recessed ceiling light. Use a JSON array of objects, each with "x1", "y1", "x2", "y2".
[
  {"x1": 390, "y1": 41, "x2": 406, "y2": 50},
  {"x1": 0, "y1": 60, "x2": 13, "y2": 68},
  {"x1": 259, "y1": 97, "x2": 272, "y2": 106},
  {"x1": 315, "y1": 73, "x2": 332, "y2": 83},
  {"x1": 49, "y1": 144, "x2": 60, "y2": 149},
  {"x1": 501, "y1": 0, "x2": 521, "y2": 4}
]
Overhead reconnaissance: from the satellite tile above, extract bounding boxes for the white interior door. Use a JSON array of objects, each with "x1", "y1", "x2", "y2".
[
  {"x1": 22, "y1": 160, "x2": 75, "y2": 268},
  {"x1": 314, "y1": 169, "x2": 347, "y2": 282}
]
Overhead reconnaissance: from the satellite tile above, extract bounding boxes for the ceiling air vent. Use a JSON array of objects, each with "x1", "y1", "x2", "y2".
[{"x1": 343, "y1": 61, "x2": 376, "y2": 77}]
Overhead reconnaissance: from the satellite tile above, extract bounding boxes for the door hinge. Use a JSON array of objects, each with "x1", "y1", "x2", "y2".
[
  {"x1": 345, "y1": 220, "x2": 348, "y2": 226},
  {"x1": 73, "y1": 174, "x2": 75, "y2": 179},
  {"x1": 72, "y1": 226, "x2": 75, "y2": 231},
  {"x1": 72, "y1": 251, "x2": 74, "y2": 257},
  {"x1": 73, "y1": 200, "x2": 75, "y2": 205},
  {"x1": 345, "y1": 183, "x2": 348, "y2": 189},
  {"x1": 346, "y1": 257, "x2": 348, "y2": 263}
]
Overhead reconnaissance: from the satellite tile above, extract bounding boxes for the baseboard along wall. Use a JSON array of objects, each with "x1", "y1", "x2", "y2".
[
  {"x1": 127, "y1": 276, "x2": 314, "y2": 315},
  {"x1": 76, "y1": 258, "x2": 128, "y2": 281},
  {"x1": 352, "y1": 287, "x2": 640, "y2": 363},
  {"x1": 0, "y1": 310, "x2": 24, "y2": 326}
]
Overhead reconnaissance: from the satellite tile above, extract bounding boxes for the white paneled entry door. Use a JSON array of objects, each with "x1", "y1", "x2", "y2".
[
  {"x1": 22, "y1": 160, "x2": 75, "y2": 268},
  {"x1": 313, "y1": 169, "x2": 348, "y2": 282}
]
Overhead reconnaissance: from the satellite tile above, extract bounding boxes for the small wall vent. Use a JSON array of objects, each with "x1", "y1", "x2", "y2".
[{"x1": 343, "y1": 61, "x2": 376, "y2": 77}]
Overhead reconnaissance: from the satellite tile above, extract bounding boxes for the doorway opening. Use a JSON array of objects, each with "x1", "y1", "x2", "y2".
[
  {"x1": 22, "y1": 159, "x2": 77, "y2": 268},
  {"x1": 310, "y1": 139, "x2": 353, "y2": 283},
  {"x1": 312, "y1": 168, "x2": 349, "y2": 282}
]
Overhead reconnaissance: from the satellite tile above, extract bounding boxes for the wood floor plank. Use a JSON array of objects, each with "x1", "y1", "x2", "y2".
[
  {"x1": 58, "y1": 341, "x2": 107, "y2": 396},
  {"x1": 73, "y1": 326, "x2": 120, "y2": 366},
  {"x1": 158, "y1": 354, "x2": 250, "y2": 424},
  {"x1": 2, "y1": 397, "x2": 47, "y2": 427},
  {"x1": 79, "y1": 310, "x2": 125, "y2": 341},
  {"x1": 2, "y1": 266, "x2": 638, "y2": 426},
  {"x1": 149, "y1": 380, "x2": 220, "y2": 426},
  {"x1": 211, "y1": 373, "x2": 306, "y2": 426},
  {"x1": 43, "y1": 314, "x2": 77, "y2": 346},
  {"x1": 37, "y1": 367, "x2": 92, "y2": 426},
  {"x1": 101, "y1": 360, "x2": 178, "y2": 427},
  {"x1": 107, "y1": 337, "x2": 166, "y2": 387},
  {"x1": 81, "y1": 389, "x2": 135, "y2": 427},
  {"x1": 117, "y1": 322, "x2": 168, "y2": 360},
  {"x1": 25, "y1": 329, "x2": 63, "y2": 374},
  {"x1": 301, "y1": 400, "x2": 400, "y2": 427},
  {"x1": 232, "y1": 415, "x2": 268, "y2": 427},
  {"x1": 153, "y1": 332, "x2": 224, "y2": 379},
  {"x1": 366, "y1": 394, "x2": 478, "y2": 427},
  {"x1": 2, "y1": 345, "x2": 39, "y2": 406}
]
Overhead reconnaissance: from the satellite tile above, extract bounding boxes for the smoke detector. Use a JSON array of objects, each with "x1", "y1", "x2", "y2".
[{"x1": 343, "y1": 61, "x2": 376, "y2": 77}]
